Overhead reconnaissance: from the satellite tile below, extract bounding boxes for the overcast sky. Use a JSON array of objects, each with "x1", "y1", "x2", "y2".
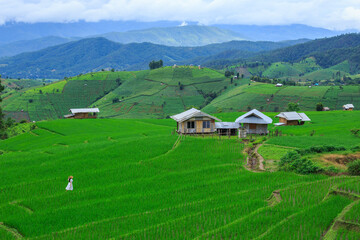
[{"x1": 1, "y1": 0, "x2": 360, "y2": 30}]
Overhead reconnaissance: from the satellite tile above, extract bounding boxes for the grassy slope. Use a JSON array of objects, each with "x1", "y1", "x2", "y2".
[
  {"x1": 0, "y1": 118, "x2": 359, "y2": 239},
  {"x1": 2, "y1": 67, "x2": 360, "y2": 121},
  {"x1": 86, "y1": 67, "x2": 237, "y2": 119},
  {"x1": 204, "y1": 83, "x2": 360, "y2": 113},
  {"x1": 216, "y1": 111, "x2": 360, "y2": 148}
]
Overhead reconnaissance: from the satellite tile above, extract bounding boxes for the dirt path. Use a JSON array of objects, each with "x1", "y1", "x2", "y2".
[
  {"x1": 244, "y1": 143, "x2": 265, "y2": 172},
  {"x1": 254, "y1": 144, "x2": 265, "y2": 171}
]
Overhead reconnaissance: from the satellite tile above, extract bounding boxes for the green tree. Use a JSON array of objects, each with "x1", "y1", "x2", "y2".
[
  {"x1": 149, "y1": 60, "x2": 163, "y2": 70},
  {"x1": 286, "y1": 102, "x2": 300, "y2": 111},
  {"x1": 316, "y1": 102, "x2": 323, "y2": 111}
]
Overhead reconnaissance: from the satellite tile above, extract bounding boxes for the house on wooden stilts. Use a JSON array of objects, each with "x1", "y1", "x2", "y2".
[
  {"x1": 235, "y1": 109, "x2": 272, "y2": 135},
  {"x1": 215, "y1": 122, "x2": 239, "y2": 136},
  {"x1": 64, "y1": 108, "x2": 100, "y2": 119},
  {"x1": 171, "y1": 108, "x2": 221, "y2": 134},
  {"x1": 275, "y1": 112, "x2": 310, "y2": 126}
]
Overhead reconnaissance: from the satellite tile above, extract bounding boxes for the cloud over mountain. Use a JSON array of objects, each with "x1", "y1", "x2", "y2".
[{"x1": 1, "y1": 0, "x2": 360, "y2": 30}]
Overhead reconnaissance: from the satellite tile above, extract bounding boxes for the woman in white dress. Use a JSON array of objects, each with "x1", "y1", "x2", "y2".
[{"x1": 66, "y1": 176, "x2": 73, "y2": 191}]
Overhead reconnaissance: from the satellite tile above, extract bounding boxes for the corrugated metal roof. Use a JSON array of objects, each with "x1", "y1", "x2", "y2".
[
  {"x1": 343, "y1": 104, "x2": 354, "y2": 109},
  {"x1": 215, "y1": 122, "x2": 239, "y2": 129},
  {"x1": 170, "y1": 108, "x2": 221, "y2": 122},
  {"x1": 298, "y1": 113, "x2": 311, "y2": 121},
  {"x1": 276, "y1": 112, "x2": 302, "y2": 120},
  {"x1": 274, "y1": 122, "x2": 285, "y2": 126},
  {"x1": 276, "y1": 112, "x2": 311, "y2": 121},
  {"x1": 70, "y1": 108, "x2": 100, "y2": 114},
  {"x1": 235, "y1": 109, "x2": 272, "y2": 124}
]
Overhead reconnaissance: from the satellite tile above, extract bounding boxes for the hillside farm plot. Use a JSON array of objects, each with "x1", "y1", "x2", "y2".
[
  {"x1": 25, "y1": 80, "x2": 67, "y2": 94},
  {"x1": 147, "y1": 67, "x2": 227, "y2": 86},
  {"x1": 0, "y1": 119, "x2": 360, "y2": 239},
  {"x1": 267, "y1": 111, "x2": 360, "y2": 148},
  {"x1": 263, "y1": 62, "x2": 301, "y2": 78}
]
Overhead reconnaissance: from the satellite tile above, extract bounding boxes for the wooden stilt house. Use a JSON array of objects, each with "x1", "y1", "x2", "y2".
[
  {"x1": 64, "y1": 108, "x2": 100, "y2": 119},
  {"x1": 275, "y1": 112, "x2": 310, "y2": 126},
  {"x1": 215, "y1": 122, "x2": 239, "y2": 136},
  {"x1": 235, "y1": 109, "x2": 272, "y2": 135},
  {"x1": 171, "y1": 108, "x2": 221, "y2": 134}
]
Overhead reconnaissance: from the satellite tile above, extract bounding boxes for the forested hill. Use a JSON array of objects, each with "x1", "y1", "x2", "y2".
[
  {"x1": 0, "y1": 38, "x2": 305, "y2": 79},
  {"x1": 254, "y1": 33, "x2": 360, "y2": 64}
]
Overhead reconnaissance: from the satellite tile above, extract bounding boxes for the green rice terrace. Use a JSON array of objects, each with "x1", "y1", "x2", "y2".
[
  {"x1": 0, "y1": 110, "x2": 360, "y2": 239},
  {"x1": 1, "y1": 66, "x2": 360, "y2": 121}
]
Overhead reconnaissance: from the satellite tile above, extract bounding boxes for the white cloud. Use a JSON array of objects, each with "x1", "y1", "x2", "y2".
[{"x1": 0, "y1": 0, "x2": 360, "y2": 30}]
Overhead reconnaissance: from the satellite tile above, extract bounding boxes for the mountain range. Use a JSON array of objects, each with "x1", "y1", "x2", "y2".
[
  {"x1": 0, "y1": 38, "x2": 307, "y2": 79},
  {"x1": 0, "y1": 21, "x2": 357, "y2": 58}
]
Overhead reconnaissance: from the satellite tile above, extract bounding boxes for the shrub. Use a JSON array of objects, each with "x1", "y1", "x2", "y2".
[
  {"x1": 316, "y1": 102, "x2": 323, "y2": 111},
  {"x1": 347, "y1": 160, "x2": 360, "y2": 176},
  {"x1": 296, "y1": 145, "x2": 346, "y2": 155},
  {"x1": 112, "y1": 97, "x2": 119, "y2": 103},
  {"x1": 350, "y1": 128, "x2": 360, "y2": 137},
  {"x1": 279, "y1": 151, "x2": 322, "y2": 174}
]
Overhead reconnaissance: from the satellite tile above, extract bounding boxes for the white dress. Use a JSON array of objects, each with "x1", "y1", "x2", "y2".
[{"x1": 66, "y1": 179, "x2": 73, "y2": 191}]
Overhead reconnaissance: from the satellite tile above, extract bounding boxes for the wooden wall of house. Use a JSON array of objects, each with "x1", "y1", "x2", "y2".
[
  {"x1": 73, "y1": 113, "x2": 97, "y2": 119},
  {"x1": 243, "y1": 123, "x2": 268, "y2": 134},
  {"x1": 279, "y1": 117, "x2": 287, "y2": 124},
  {"x1": 178, "y1": 118, "x2": 216, "y2": 134},
  {"x1": 286, "y1": 120, "x2": 299, "y2": 125}
]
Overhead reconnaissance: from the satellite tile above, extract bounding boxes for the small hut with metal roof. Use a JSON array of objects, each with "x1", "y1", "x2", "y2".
[
  {"x1": 343, "y1": 104, "x2": 354, "y2": 111},
  {"x1": 215, "y1": 122, "x2": 239, "y2": 136},
  {"x1": 171, "y1": 108, "x2": 221, "y2": 134},
  {"x1": 235, "y1": 109, "x2": 272, "y2": 135},
  {"x1": 64, "y1": 108, "x2": 100, "y2": 119},
  {"x1": 275, "y1": 112, "x2": 310, "y2": 126}
]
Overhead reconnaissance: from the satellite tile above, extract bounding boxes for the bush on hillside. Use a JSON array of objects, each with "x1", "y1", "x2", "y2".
[
  {"x1": 286, "y1": 102, "x2": 300, "y2": 111},
  {"x1": 112, "y1": 97, "x2": 119, "y2": 103},
  {"x1": 316, "y1": 102, "x2": 323, "y2": 111},
  {"x1": 296, "y1": 145, "x2": 346, "y2": 155},
  {"x1": 279, "y1": 151, "x2": 322, "y2": 174},
  {"x1": 350, "y1": 128, "x2": 360, "y2": 137},
  {"x1": 347, "y1": 160, "x2": 360, "y2": 176}
]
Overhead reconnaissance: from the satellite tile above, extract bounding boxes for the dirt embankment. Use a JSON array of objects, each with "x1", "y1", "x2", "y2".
[
  {"x1": 320, "y1": 153, "x2": 360, "y2": 169},
  {"x1": 244, "y1": 143, "x2": 265, "y2": 171}
]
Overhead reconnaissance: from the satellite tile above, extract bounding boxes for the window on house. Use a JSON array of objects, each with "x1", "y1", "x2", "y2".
[
  {"x1": 187, "y1": 121, "x2": 195, "y2": 128},
  {"x1": 203, "y1": 121, "x2": 210, "y2": 128}
]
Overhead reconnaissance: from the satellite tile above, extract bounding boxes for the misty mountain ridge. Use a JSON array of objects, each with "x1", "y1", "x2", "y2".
[{"x1": 0, "y1": 37, "x2": 306, "y2": 79}]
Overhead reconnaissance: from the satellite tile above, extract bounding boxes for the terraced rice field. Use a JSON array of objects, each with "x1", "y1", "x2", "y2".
[{"x1": 0, "y1": 118, "x2": 359, "y2": 239}]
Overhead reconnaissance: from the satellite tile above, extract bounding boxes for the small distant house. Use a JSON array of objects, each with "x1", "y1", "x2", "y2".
[
  {"x1": 215, "y1": 122, "x2": 239, "y2": 136},
  {"x1": 323, "y1": 107, "x2": 330, "y2": 111},
  {"x1": 343, "y1": 104, "x2": 354, "y2": 111},
  {"x1": 275, "y1": 83, "x2": 283, "y2": 87},
  {"x1": 235, "y1": 109, "x2": 272, "y2": 135},
  {"x1": 233, "y1": 75, "x2": 238, "y2": 79},
  {"x1": 64, "y1": 108, "x2": 99, "y2": 119},
  {"x1": 275, "y1": 112, "x2": 311, "y2": 126},
  {"x1": 171, "y1": 108, "x2": 221, "y2": 134}
]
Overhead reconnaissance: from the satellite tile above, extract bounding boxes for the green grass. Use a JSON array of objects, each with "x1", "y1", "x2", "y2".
[
  {"x1": 263, "y1": 62, "x2": 301, "y2": 78},
  {"x1": 204, "y1": 82, "x2": 360, "y2": 113},
  {"x1": 2, "y1": 67, "x2": 360, "y2": 121},
  {"x1": 0, "y1": 118, "x2": 359, "y2": 239},
  {"x1": 258, "y1": 144, "x2": 291, "y2": 161}
]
